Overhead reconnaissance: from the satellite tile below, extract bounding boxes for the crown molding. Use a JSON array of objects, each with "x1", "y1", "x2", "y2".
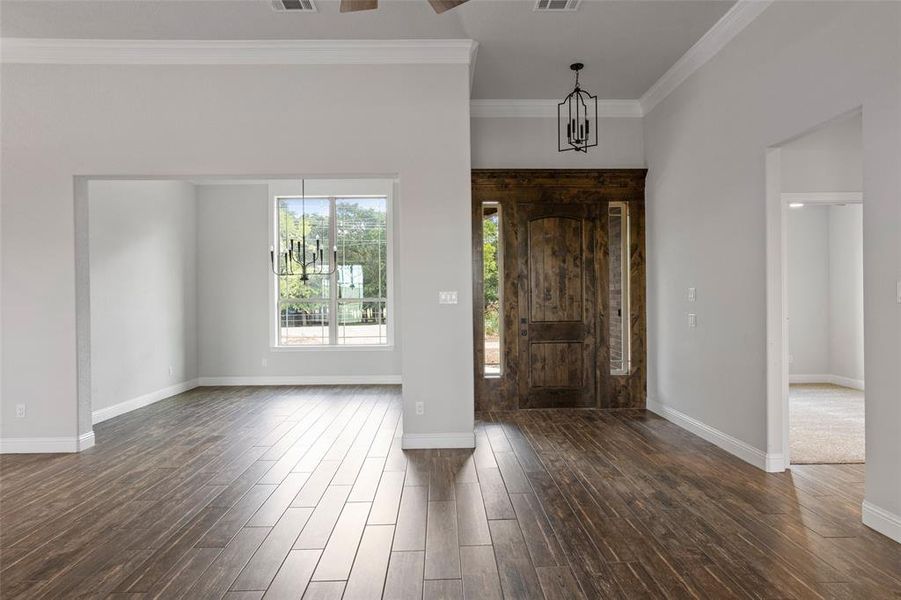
[
  {"x1": 0, "y1": 38, "x2": 479, "y2": 65},
  {"x1": 470, "y1": 99, "x2": 642, "y2": 119},
  {"x1": 639, "y1": 0, "x2": 773, "y2": 115}
]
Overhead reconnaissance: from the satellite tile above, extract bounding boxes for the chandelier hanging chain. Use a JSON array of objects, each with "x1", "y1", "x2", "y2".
[{"x1": 270, "y1": 179, "x2": 339, "y2": 282}]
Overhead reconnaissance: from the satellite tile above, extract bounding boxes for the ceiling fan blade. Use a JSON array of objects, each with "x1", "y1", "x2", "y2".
[
  {"x1": 427, "y1": 0, "x2": 469, "y2": 14},
  {"x1": 340, "y1": 0, "x2": 377, "y2": 12}
]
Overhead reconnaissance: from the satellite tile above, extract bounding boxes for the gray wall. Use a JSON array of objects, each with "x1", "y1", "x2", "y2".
[
  {"x1": 643, "y1": 2, "x2": 900, "y2": 521},
  {"x1": 787, "y1": 204, "x2": 864, "y2": 385},
  {"x1": 89, "y1": 180, "x2": 198, "y2": 413},
  {"x1": 1, "y1": 62, "x2": 474, "y2": 444},
  {"x1": 780, "y1": 112, "x2": 862, "y2": 193},
  {"x1": 471, "y1": 116, "x2": 644, "y2": 168},
  {"x1": 828, "y1": 205, "x2": 864, "y2": 384},
  {"x1": 195, "y1": 183, "x2": 402, "y2": 380},
  {"x1": 787, "y1": 207, "x2": 831, "y2": 376}
]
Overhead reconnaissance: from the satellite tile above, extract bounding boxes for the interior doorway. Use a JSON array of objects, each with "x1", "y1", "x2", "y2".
[
  {"x1": 766, "y1": 109, "x2": 864, "y2": 469},
  {"x1": 74, "y1": 175, "x2": 401, "y2": 433},
  {"x1": 471, "y1": 169, "x2": 647, "y2": 412}
]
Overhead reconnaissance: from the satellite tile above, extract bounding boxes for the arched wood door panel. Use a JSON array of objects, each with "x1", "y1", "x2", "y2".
[{"x1": 518, "y1": 205, "x2": 598, "y2": 408}]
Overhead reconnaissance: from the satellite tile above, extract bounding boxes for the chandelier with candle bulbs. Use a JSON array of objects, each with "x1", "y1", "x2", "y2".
[
  {"x1": 270, "y1": 180, "x2": 338, "y2": 282},
  {"x1": 558, "y1": 62, "x2": 598, "y2": 153}
]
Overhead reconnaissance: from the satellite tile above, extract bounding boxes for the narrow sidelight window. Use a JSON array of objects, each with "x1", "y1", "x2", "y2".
[
  {"x1": 483, "y1": 202, "x2": 503, "y2": 376},
  {"x1": 609, "y1": 202, "x2": 630, "y2": 375}
]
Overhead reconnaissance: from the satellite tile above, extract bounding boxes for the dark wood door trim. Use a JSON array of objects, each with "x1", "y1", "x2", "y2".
[{"x1": 472, "y1": 169, "x2": 647, "y2": 412}]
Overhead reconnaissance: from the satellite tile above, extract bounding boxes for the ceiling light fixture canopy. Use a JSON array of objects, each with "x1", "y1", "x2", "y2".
[{"x1": 558, "y1": 62, "x2": 598, "y2": 153}]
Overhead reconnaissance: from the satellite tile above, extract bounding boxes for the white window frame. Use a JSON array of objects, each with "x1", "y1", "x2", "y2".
[
  {"x1": 268, "y1": 179, "x2": 395, "y2": 351},
  {"x1": 609, "y1": 201, "x2": 631, "y2": 376}
]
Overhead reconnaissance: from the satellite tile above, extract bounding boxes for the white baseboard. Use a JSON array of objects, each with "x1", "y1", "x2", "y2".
[
  {"x1": 92, "y1": 379, "x2": 200, "y2": 424},
  {"x1": 789, "y1": 373, "x2": 864, "y2": 391},
  {"x1": 647, "y1": 398, "x2": 783, "y2": 472},
  {"x1": 197, "y1": 375, "x2": 402, "y2": 386},
  {"x1": 402, "y1": 432, "x2": 475, "y2": 449},
  {"x1": 2, "y1": 433, "x2": 87, "y2": 453},
  {"x1": 830, "y1": 374, "x2": 865, "y2": 391},
  {"x1": 789, "y1": 374, "x2": 832, "y2": 384},
  {"x1": 862, "y1": 500, "x2": 901, "y2": 543},
  {"x1": 78, "y1": 431, "x2": 95, "y2": 451},
  {"x1": 765, "y1": 453, "x2": 785, "y2": 472}
]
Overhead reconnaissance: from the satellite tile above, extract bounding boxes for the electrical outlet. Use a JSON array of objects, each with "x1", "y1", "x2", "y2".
[
  {"x1": 688, "y1": 313, "x2": 697, "y2": 328},
  {"x1": 16, "y1": 404, "x2": 26, "y2": 418},
  {"x1": 168, "y1": 365, "x2": 174, "y2": 376},
  {"x1": 415, "y1": 401, "x2": 424, "y2": 416},
  {"x1": 261, "y1": 357, "x2": 268, "y2": 367},
  {"x1": 688, "y1": 287, "x2": 696, "y2": 302}
]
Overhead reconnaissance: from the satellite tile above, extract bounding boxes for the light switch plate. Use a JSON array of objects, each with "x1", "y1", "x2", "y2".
[
  {"x1": 897, "y1": 281, "x2": 901, "y2": 304},
  {"x1": 688, "y1": 287, "x2": 696, "y2": 302},
  {"x1": 688, "y1": 313, "x2": 697, "y2": 328},
  {"x1": 438, "y1": 291, "x2": 458, "y2": 305}
]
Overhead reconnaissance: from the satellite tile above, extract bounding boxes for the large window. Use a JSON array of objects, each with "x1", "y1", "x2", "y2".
[{"x1": 273, "y1": 188, "x2": 390, "y2": 347}]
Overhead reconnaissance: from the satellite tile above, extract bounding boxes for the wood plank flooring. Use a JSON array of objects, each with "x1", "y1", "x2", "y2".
[{"x1": 1, "y1": 385, "x2": 899, "y2": 599}]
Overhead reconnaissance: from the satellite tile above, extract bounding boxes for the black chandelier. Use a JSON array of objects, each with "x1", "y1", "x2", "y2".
[
  {"x1": 270, "y1": 179, "x2": 338, "y2": 282},
  {"x1": 558, "y1": 62, "x2": 598, "y2": 153}
]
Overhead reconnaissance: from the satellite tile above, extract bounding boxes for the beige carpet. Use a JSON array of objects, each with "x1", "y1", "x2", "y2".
[{"x1": 790, "y1": 383, "x2": 865, "y2": 464}]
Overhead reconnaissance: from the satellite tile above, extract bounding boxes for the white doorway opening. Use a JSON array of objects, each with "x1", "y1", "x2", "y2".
[{"x1": 766, "y1": 109, "x2": 864, "y2": 470}]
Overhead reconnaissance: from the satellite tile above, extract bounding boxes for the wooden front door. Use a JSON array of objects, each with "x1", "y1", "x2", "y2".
[
  {"x1": 517, "y1": 202, "x2": 599, "y2": 408},
  {"x1": 472, "y1": 169, "x2": 647, "y2": 413}
]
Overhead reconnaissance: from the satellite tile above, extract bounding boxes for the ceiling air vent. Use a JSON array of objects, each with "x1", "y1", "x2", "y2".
[
  {"x1": 272, "y1": 0, "x2": 317, "y2": 11},
  {"x1": 534, "y1": 0, "x2": 580, "y2": 11}
]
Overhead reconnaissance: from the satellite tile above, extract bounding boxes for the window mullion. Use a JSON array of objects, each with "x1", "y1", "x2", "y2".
[{"x1": 329, "y1": 196, "x2": 339, "y2": 345}]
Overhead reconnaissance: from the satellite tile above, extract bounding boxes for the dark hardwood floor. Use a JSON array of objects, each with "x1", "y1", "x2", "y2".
[{"x1": 1, "y1": 385, "x2": 898, "y2": 599}]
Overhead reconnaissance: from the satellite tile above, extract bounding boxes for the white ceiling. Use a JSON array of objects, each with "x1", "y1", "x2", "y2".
[{"x1": 0, "y1": 0, "x2": 734, "y2": 99}]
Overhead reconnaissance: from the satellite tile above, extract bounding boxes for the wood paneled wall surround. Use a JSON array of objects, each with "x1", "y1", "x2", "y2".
[{"x1": 472, "y1": 169, "x2": 647, "y2": 412}]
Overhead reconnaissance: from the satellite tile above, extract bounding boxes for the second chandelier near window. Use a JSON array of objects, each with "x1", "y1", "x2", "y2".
[{"x1": 270, "y1": 179, "x2": 338, "y2": 282}]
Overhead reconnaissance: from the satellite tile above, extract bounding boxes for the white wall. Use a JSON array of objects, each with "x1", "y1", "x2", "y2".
[
  {"x1": 787, "y1": 204, "x2": 864, "y2": 386},
  {"x1": 1, "y1": 62, "x2": 474, "y2": 447},
  {"x1": 643, "y1": 1, "x2": 900, "y2": 531},
  {"x1": 195, "y1": 182, "x2": 402, "y2": 382},
  {"x1": 471, "y1": 116, "x2": 644, "y2": 168},
  {"x1": 89, "y1": 180, "x2": 198, "y2": 415},
  {"x1": 828, "y1": 204, "x2": 865, "y2": 384},
  {"x1": 787, "y1": 206, "x2": 830, "y2": 376}
]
